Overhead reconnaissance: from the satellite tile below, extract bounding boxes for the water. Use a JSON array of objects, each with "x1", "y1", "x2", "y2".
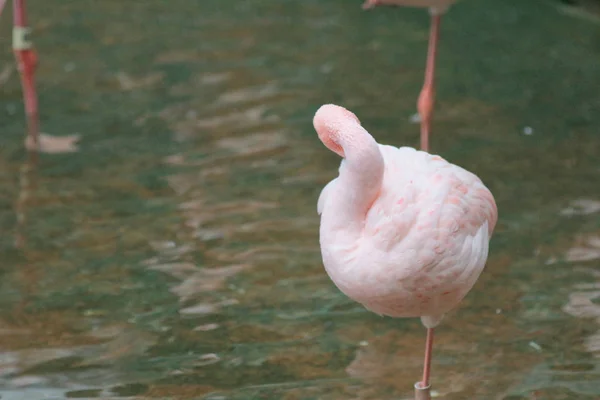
[{"x1": 1, "y1": 0, "x2": 600, "y2": 398}]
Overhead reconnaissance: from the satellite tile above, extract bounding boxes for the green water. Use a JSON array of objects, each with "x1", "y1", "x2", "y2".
[{"x1": 1, "y1": 0, "x2": 600, "y2": 398}]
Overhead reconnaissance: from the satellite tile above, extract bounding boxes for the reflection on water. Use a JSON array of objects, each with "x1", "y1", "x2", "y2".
[
  {"x1": 14, "y1": 150, "x2": 36, "y2": 249},
  {"x1": 1, "y1": 0, "x2": 600, "y2": 398}
]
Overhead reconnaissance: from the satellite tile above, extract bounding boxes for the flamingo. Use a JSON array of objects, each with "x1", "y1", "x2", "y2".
[
  {"x1": 362, "y1": 0, "x2": 457, "y2": 152},
  {"x1": 314, "y1": 104, "x2": 497, "y2": 396},
  {"x1": 1, "y1": 0, "x2": 39, "y2": 147}
]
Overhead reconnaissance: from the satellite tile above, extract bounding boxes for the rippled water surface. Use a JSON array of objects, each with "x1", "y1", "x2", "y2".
[{"x1": 1, "y1": 0, "x2": 600, "y2": 398}]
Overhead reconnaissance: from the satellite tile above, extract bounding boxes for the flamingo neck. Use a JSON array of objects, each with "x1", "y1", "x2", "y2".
[{"x1": 324, "y1": 132, "x2": 384, "y2": 233}]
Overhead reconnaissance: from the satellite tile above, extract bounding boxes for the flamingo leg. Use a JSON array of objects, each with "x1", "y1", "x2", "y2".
[
  {"x1": 417, "y1": 14, "x2": 441, "y2": 153},
  {"x1": 0, "y1": 0, "x2": 7, "y2": 17},
  {"x1": 13, "y1": 0, "x2": 39, "y2": 148},
  {"x1": 421, "y1": 327, "x2": 434, "y2": 387},
  {"x1": 414, "y1": 327, "x2": 434, "y2": 399}
]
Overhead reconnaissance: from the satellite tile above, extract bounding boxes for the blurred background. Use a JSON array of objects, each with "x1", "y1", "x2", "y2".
[{"x1": 0, "y1": 0, "x2": 599, "y2": 399}]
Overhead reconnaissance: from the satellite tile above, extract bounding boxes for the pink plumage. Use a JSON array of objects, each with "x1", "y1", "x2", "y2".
[
  {"x1": 315, "y1": 104, "x2": 497, "y2": 328},
  {"x1": 314, "y1": 104, "x2": 497, "y2": 391}
]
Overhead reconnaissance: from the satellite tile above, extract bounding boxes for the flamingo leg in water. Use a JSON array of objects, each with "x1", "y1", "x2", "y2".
[
  {"x1": 421, "y1": 328, "x2": 434, "y2": 387},
  {"x1": 414, "y1": 328, "x2": 434, "y2": 400},
  {"x1": 13, "y1": 0, "x2": 39, "y2": 148},
  {"x1": 417, "y1": 14, "x2": 441, "y2": 153}
]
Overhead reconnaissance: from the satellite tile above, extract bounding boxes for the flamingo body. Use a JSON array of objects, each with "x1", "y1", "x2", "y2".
[{"x1": 315, "y1": 104, "x2": 497, "y2": 329}]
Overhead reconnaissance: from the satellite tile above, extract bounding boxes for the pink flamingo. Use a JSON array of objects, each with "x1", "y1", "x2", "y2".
[
  {"x1": 314, "y1": 104, "x2": 497, "y2": 396},
  {"x1": 1, "y1": 0, "x2": 39, "y2": 147},
  {"x1": 362, "y1": 0, "x2": 457, "y2": 152}
]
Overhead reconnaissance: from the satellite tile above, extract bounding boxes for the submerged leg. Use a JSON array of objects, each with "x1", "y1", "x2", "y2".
[{"x1": 418, "y1": 14, "x2": 441, "y2": 152}]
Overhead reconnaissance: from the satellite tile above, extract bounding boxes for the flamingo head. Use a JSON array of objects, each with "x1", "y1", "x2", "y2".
[{"x1": 313, "y1": 104, "x2": 363, "y2": 158}]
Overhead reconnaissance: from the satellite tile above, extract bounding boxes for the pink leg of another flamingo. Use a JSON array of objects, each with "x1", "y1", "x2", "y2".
[
  {"x1": 13, "y1": 0, "x2": 39, "y2": 148},
  {"x1": 361, "y1": 1, "x2": 442, "y2": 153},
  {"x1": 418, "y1": 14, "x2": 441, "y2": 153}
]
